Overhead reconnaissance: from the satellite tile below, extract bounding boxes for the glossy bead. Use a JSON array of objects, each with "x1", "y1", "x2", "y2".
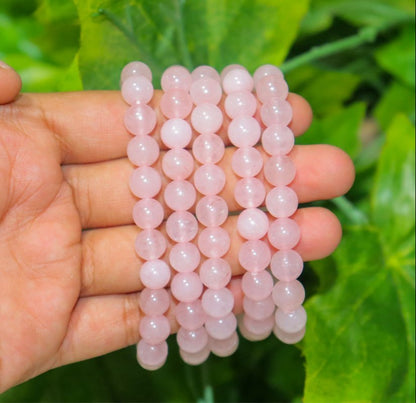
[
  {"x1": 201, "y1": 287, "x2": 234, "y2": 318},
  {"x1": 121, "y1": 61, "x2": 152, "y2": 83},
  {"x1": 133, "y1": 199, "x2": 164, "y2": 229},
  {"x1": 231, "y1": 147, "x2": 263, "y2": 178},
  {"x1": 260, "y1": 98, "x2": 292, "y2": 127},
  {"x1": 179, "y1": 344, "x2": 210, "y2": 365},
  {"x1": 222, "y1": 68, "x2": 254, "y2": 94},
  {"x1": 198, "y1": 227, "x2": 230, "y2": 258},
  {"x1": 241, "y1": 271, "x2": 273, "y2": 301},
  {"x1": 243, "y1": 295, "x2": 275, "y2": 320},
  {"x1": 130, "y1": 166, "x2": 161, "y2": 199},
  {"x1": 160, "y1": 119, "x2": 192, "y2": 149},
  {"x1": 192, "y1": 133, "x2": 225, "y2": 164},
  {"x1": 199, "y1": 258, "x2": 232, "y2": 289},
  {"x1": 164, "y1": 180, "x2": 196, "y2": 211},
  {"x1": 124, "y1": 104, "x2": 157, "y2": 136},
  {"x1": 220, "y1": 64, "x2": 246, "y2": 81},
  {"x1": 239, "y1": 240, "x2": 272, "y2": 273},
  {"x1": 275, "y1": 306, "x2": 307, "y2": 333},
  {"x1": 192, "y1": 65, "x2": 221, "y2": 82},
  {"x1": 253, "y1": 64, "x2": 283, "y2": 85},
  {"x1": 237, "y1": 208, "x2": 269, "y2": 240},
  {"x1": 262, "y1": 125, "x2": 294, "y2": 156},
  {"x1": 268, "y1": 218, "x2": 301, "y2": 250},
  {"x1": 191, "y1": 103, "x2": 223, "y2": 134},
  {"x1": 273, "y1": 325, "x2": 306, "y2": 344},
  {"x1": 166, "y1": 211, "x2": 198, "y2": 243},
  {"x1": 139, "y1": 288, "x2": 170, "y2": 316},
  {"x1": 264, "y1": 155, "x2": 296, "y2": 186},
  {"x1": 177, "y1": 326, "x2": 209, "y2": 353},
  {"x1": 209, "y1": 332, "x2": 239, "y2": 357},
  {"x1": 238, "y1": 318, "x2": 271, "y2": 342},
  {"x1": 161, "y1": 65, "x2": 191, "y2": 91},
  {"x1": 160, "y1": 89, "x2": 193, "y2": 119},
  {"x1": 205, "y1": 313, "x2": 237, "y2": 340},
  {"x1": 140, "y1": 259, "x2": 171, "y2": 289},
  {"x1": 196, "y1": 195, "x2": 228, "y2": 227},
  {"x1": 256, "y1": 75, "x2": 289, "y2": 103},
  {"x1": 272, "y1": 280, "x2": 305, "y2": 312},
  {"x1": 194, "y1": 164, "x2": 226, "y2": 195},
  {"x1": 266, "y1": 186, "x2": 298, "y2": 218},
  {"x1": 135, "y1": 229, "x2": 166, "y2": 260},
  {"x1": 139, "y1": 315, "x2": 170, "y2": 345},
  {"x1": 169, "y1": 242, "x2": 201, "y2": 273},
  {"x1": 270, "y1": 250, "x2": 303, "y2": 281},
  {"x1": 243, "y1": 314, "x2": 274, "y2": 339},
  {"x1": 122, "y1": 75, "x2": 154, "y2": 105},
  {"x1": 162, "y1": 149, "x2": 194, "y2": 180},
  {"x1": 171, "y1": 272, "x2": 203, "y2": 302},
  {"x1": 127, "y1": 135, "x2": 159, "y2": 166},
  {"x1": 190, "y1": 77, "x2": 222, "y2": 105},
  {"x1": 137, "y1": 340, "x2": 168, "y2": 371},
  {"x1": 175, "y1": 300, "x2": 207, "y2": 330},
  {"x1": 227, "y1": 116, "x2": 261, "y2": 147},
  {"x1": 234, "y1": 178, "x2": 266, "y2": 208},
  {"x1": 224, "y1": 91, "x2": 257, "y2": 118}
]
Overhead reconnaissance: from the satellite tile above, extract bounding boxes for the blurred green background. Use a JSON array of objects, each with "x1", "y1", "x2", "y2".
[{"x1": 0, "y1": 0, "x2": 415, "y2": 401}]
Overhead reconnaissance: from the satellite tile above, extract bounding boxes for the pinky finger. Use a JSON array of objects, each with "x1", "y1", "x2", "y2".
[{"x1": 0, "y1": 62, "x2": 22, "y2": 104}]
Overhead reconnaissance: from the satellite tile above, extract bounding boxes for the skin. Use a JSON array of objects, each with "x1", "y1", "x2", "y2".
[{"x1": 0, "y1": 63, "x2": 355, "y2": 392}]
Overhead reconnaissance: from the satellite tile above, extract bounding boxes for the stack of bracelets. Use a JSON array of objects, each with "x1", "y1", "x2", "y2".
[{"x1": 120, "y1": 62, "x2": 306, "y2": 370}]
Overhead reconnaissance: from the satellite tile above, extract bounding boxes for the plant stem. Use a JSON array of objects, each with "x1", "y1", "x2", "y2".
[
  {"x1": 331, "y1": 196, "x2": 369, "y2": 225},
  {"x1": 175, "y1": 0, "x2": 194, "y2": 70}
]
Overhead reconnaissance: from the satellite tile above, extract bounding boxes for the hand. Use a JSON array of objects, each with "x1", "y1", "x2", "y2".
[{"x1": 0, "y1": 63, "x2": 354, "y2": 392}]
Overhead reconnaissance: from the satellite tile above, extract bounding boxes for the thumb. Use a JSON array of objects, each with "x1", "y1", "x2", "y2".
[{"x1": 0, "y1": 61, "x2": 22, "y2": 104}]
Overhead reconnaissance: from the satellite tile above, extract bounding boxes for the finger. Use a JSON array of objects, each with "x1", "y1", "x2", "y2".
[
  {"x1": 0, "y1": 62, "x2": 22, "y2": 104},
  {"x1": 63, "y1": 144, "x2": 354, "y2": 229},
  {"x1": 80, "y1": 207, "x2": 341, "y2": 296}
]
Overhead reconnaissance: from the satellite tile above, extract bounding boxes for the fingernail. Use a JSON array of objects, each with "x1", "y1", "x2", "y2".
[{"x1": 0, "y1": 61, "x2": 11, "y2": 69}]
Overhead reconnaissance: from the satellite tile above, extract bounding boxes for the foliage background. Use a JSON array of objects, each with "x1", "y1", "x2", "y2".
[{"x1": 0, "y1": 0, "x2": 415, "y2": 401}]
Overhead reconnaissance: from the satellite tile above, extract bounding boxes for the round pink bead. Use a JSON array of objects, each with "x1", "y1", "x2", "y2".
[
  {"x1": 199, "y1": 258, "x2": 232, "y2": 290},
  {"x1": 243, "y1": 295, "x2": 275, "y2": 320},
  {"x1": 161, "y1": 118, "x2": 192, "y2": 149},
  {"x1": 205, "y1": 313, "x2": 237, "y2": 340},
  {"x1": 209, "y1": 331, "x2": 239, "y2": 357},
  {"x1": 171, "y1": 272, "x2": 203, "y2": 302},
  {"x1": 253, "y1": 64, "x2": 284, "y2": 85},
  {"x1": 194, "y1": 164, "x2": 226, "y2": 195},
  {"x1": 243, "y1": 314, "x2": 274, "y2": 338},
  {"x1": 166, "y1": 211, "x2": 198, "y2": 243},
  {"x1": 136, "y1": 340, "x2": 167, "y2": 371},
  {"x1": 121, "y1": 61, "x2": 152, "y2": 83},
  {"x1": 133, "y1": 199, "x2": 164, "y2": 229},
  {"x1": 180, "y1": 344, "x2": 210, "y2": 365},
  {"x1": 273, "y1": 325, "x2": 306, "y2": 344},
  {"x1": 241, "y1": 271, "x2": 273, "y2": 301},
  {"x1": 191, "y1": 103, "x2": 223, "y2": 134},
  {"x1": 262, "y1": 125, "x2": 294, "y2": 156},
  {"x1": 122, "y1": 75, "x2": 154, "y2": 105},
  {"x1": 130, "y1": 166, "x2": 161, "y2": 199},
  {"x1": 222, "y1": 68, "x2": 254, "y2": 94},
  {"x1": 160, "y1": 89, "x2": 193, "y2": 119},
  {"x1": 272, "y1": 280, "x2": 305, "y2": 312},
  {"x1": 135, "y1": 229, "x2": 166, "y2": 260},
  {"x1": 161, "y1": 65, "x2": 191, "y2": 91},
  {"x1": 270, "y1": 250, "x2": 303, "y2": 281},
  {"x1": 266, "y1": 186, "x2": 298, "y2": 218},
  {"x1": 238, "y1": 318, "x2": 270, "y2": 342},
  {"x1": 231, "y1": 147, "x2": 263, "y2": 178},
  {"x1": 256, "y1": 75, "x2": 289, "y2": 103},
  {"x1": 140, "y1": 259, "x2": 171, "y2": 289},
  {"x1": 224, "y1": 91, "x2": 257, "y2": 118},
  {"x1": 237, "y1": 208, "x2": 269, "y2": 240},
  {"x1": 192, "y1": 65, "x2": 221, "y2": 82},
  {"x1": 239, "y1": 240, "x2": 272, "y2": 273},
  {"x1": 139, "y1": 315, "x2": 170, "y2": 345},
  {"x1": 227, "y1": 115, "x2": 261, "y2": 147},
  {"x1": 175, "y1": 300, "x2": 207, "y2": 330},
  {"x1": 169, "y1": 242, "x2": 201, "y2": 273},
  {"x1": 139, "y1": 288, "x2": 170, "y2": 316},
  {"x1": 127, "y1": 135, "x2": 159, "y2": 167},
  {"x1": 268, "y1": 218, "x2": 301, "y2": 250},
  {"x1": 234, "y1": 178, "x2": 266, "y2": 208},
  {"x1": 164, "y1": 180, "x2": 196, "y2": 211},
  {"x1": 177, "y1": 326, "x2": 209, "y2": 353},
  {"x1": 275, "y1": 306, "x2": 307, "y2": 333},
  {"x1": 196, "y1": 195, "x2": 228, "y2": 227},
  {"x1": 192, "y1": 133, "x2": 225, "y2": 164},
  {"x1": 264, "y1": 155, "x2": 296, "y2": 186},
  {"x1": 198, "y1": 227, "x2": 230, "y2": 258},
  {"x1": 124, "y1": 104, "x2": 157, "y2": 136},
  {"x1": 190, "y1": 77, "x2": 222, "y2": 105},
  {"x1": 220, "y1": 64, "x2": 246, "y2": 81},
  {"x1": 260, "y1": 98, "x2": 293, "y2": 127},
  {"x1": 201, "y1": 287, "x2": 234, "y2": 318},
  {"x1": 162, "y1": 149, "x2": 194, "y2": 180}
]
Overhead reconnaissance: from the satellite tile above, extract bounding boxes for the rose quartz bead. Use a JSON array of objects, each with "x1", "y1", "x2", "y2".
[
  {"x1": 227, "y1": 116, "x2": 261, "y2": 147},
  {"x1": 139, "y1": 288, "x2": 170, "y2": 316},
  {"x1": 164, "y1": 180, "x2": 196, "y2": 211},
  {"x1": 133, "y1": 199, "x2": 164, "y2": 229},
  {"x1": 192, "y1": 65, "x2": 221, "y2": 82},
  {"x1": 262, "y1": 125, "x2": 294, "y2": 156},
  {"x1": 237, "y1": 208, "x2": 269, "y2": 240},
  {"x1": 122, "y1": 75, "x2": 154, "y2": 105},
  {"x1": 161, "y1": 65, "x2": 191, "y2": 91},
  {"x1": 264, "y1": 155, "x2": 296, "y2": 186},
  {"x1": 268, "y1": 218, "x2": 301, "y2": 250},
  {"x1": 198, "y1": 227, "x2": 230, "y2": 258},
  {"x1": 160, "y1": 89, "x2": 193, "y2": 119},
  {"x1": 161, "y1": 118, "x2": 192, "y2": 149},
  {"x1": 275, "y1": 306, "x2": 307, "y2": 333},
  {"x1": 130, "y1": 166, "x2": 161, "y2": 199},
  {"x1": 241, "y1": 271, "x2": 274, "y2": 301},
  {"x1": 220, "y1": 64, "x2": 246, "y2": 80},
  {"x1": 201, "y1": 287, "x2": 234, "y2": 318},
  {"x1": 196, "y1": 196, "x2": 228, "y2": 227},
  {"x1": 169, "y1": 242, "x2": 201, "y2": 273},
  {"x1": 166, "y1": 211, "x2": 198, "y2": 243},
  {"x1": 194, "y1": 164, "x2": 226, "y2": 195},
  {"x1": 266, "y1": 186, "x2": 298, "y2": 218},
  {"x1": 260, "y1": 98, "x2": 293, "y2": 127},
  {"x1": 140, "y1": 259, "x2": 171, "y2": 289},
  {"x1": 177, "y1": 326, "x2": 209, "y2": 353},
  {"x1": 192, "y1": 133, "x2": 225, "y2": 164},
  {"x1": 139, "y1": 315, "x2": 170, "y2": 345},
  {"x1": 209, "y1": 332, "x2": 239, "y2": 357},
  {"x1": 272, "y1": 280, "x2": 305, "y2": 312},
  {"x1": 137, "y1": 340, "x2": 167, "y2": 371},
  {"x1": 199, "y1": 258, "x2": 231, "y2": 289},
  {"x1": 256, "y1": 75, "x2": 289, "y2": 103},
  {"x1": 191, "y1": 103, "x2": 223, "y2": 134},
  {"x1": 175, "y1": 300, "x2": 207, "y2": 330},
  {"x1": 179, "y1": 344, "x2": 210, "y2": 365},
  {"x1": 234, "y1": 178, "x2": 266, "y2": 208},
  {"x1": 124, "y1": 104, "x2": 157, "y2": 136},
  {"x1": 231, "y1": 147, "x2": 263, "y2": 178},
  {"x1": 135, "y1": 229, "x2": 166, "y2": 260},
  {"x1": 238, "y1": 240, "x2": 272, "y2": 273},
  {"x1": 171, "y1": 272, "x2": 203, "y2": 302},
  {"x1": 162, "y1": 149, "x2": 194, "y2": 180},
  {"x1": 273, "y1": 325, "x2": 306, "y2": 344},
  {"x1": 243, "y1": 314, "x2": 274, "y2": 340},
  {"x1": 121, "y1": 61, "x2": 152, "y2": 83},
  {"x1": 205, "y1": 313, "x2": 237, "y2": 340},
  {"x1": 127, "y1": 135, "x2": 159, "y2": 167},
  {"x1": 270, "y1": 250, "x2": 303, "y2": 281},
  {"x1": 190, "y1": 78, "x2": 222, "y2": 105},
  {"x1": 222, "y1": 68, "x2": 254, "y2": 94},
  {"x1": 238, "y1": 319, "x2": 270, "y2": 342},
  {"x1": 253, "y1": 64, "x2": 284, "y2": 85},
  {"x1": 224, "y1": 91, "x2": 257, "y2": 118},
  {"x1": 243, "y1": 295, "x2": 275, "y2": 320}
]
